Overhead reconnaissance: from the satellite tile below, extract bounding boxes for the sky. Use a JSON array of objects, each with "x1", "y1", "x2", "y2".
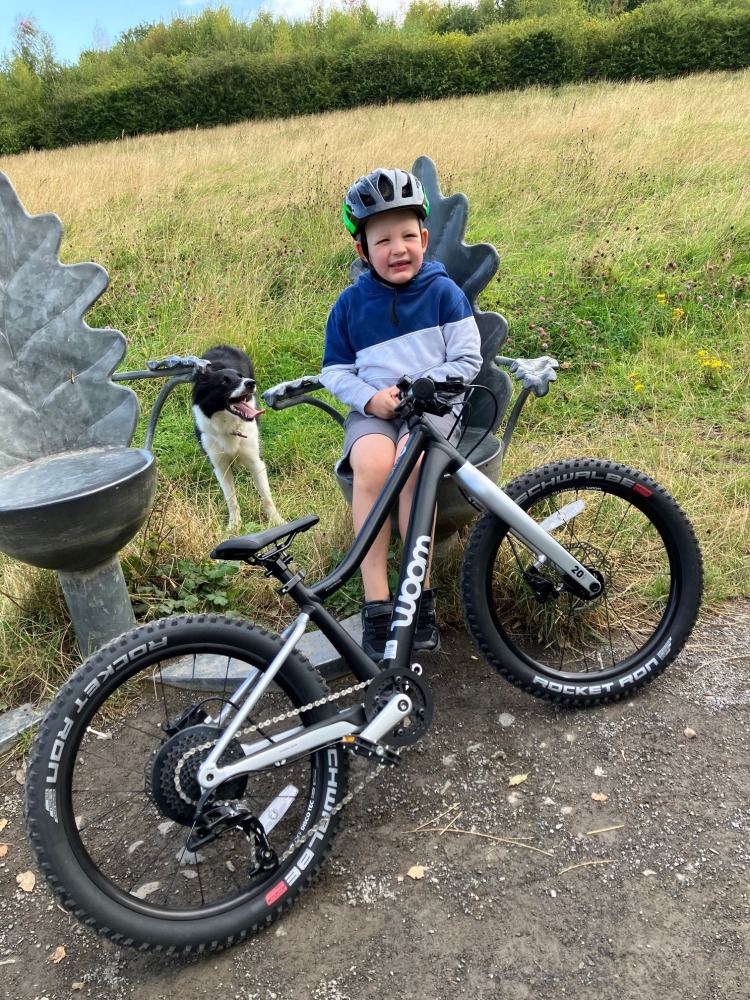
[{"x1": 3, "y1": 0, "x2": 405, "y2": 65}]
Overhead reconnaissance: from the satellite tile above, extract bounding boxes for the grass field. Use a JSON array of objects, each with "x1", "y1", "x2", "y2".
[{"x1": 1, "y1": 69, "x2": 748, "y2": 706}]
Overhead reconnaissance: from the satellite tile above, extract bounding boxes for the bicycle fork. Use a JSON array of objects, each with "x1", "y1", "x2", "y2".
[{"x1": 454, "y1": 463, "x2": 599, "y2": 593}]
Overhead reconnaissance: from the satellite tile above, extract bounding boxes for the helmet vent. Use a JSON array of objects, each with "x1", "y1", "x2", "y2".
[{"x1": 377, "y1": 175, "x2": 394, "y2": 200}]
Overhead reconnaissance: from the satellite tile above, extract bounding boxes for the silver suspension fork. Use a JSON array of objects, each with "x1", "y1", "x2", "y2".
[{"x1": 452, "y1": 464, "x2": 600, "y2": 595}]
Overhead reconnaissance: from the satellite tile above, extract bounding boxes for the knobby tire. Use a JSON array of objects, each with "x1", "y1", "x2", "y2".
[
  {"x1": 460, "y1": 459, "x2": 703, "y2": 706},
  {"x1": 25, "y1": 615, "x2": 349, "y2": 953}
]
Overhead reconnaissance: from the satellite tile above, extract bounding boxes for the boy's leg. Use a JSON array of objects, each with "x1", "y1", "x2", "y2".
[
  {"x1": 350, "y1": 432, "x2": 398, "y2": 661},
  {"x1": 350, "y1": 433, "x2": 397, "y2": 602}
]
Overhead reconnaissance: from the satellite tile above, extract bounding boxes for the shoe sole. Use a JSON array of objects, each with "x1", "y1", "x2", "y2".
[{"x1": 413, "y1": 636, "x2": 441, "y2": 653}]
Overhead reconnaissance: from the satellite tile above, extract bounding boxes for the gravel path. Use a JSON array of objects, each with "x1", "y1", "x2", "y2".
[{"x1": 1, "y1": 603, "x2": 749, "y2": 1000}]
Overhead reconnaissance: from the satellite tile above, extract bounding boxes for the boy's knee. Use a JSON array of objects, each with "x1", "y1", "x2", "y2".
[
  {"x1": 351, "y1": 440, "x2": 394, "y2": 489},
  {"x1": 353, "y1": 458, "x2": 392, "y2": 489}
]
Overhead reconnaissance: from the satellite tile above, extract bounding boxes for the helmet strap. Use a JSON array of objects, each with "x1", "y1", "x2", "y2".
[{"x1": 357, "y1": 230, "x2": 370, "y2": 264}]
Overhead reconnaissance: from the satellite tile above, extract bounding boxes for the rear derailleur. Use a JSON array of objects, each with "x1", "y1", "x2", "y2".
[{"x1": 187, "y1": 804, "x2": 278, "y2": 871}]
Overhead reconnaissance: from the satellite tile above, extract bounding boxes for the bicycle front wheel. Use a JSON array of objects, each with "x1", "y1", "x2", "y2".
[
  {"x1": 460, "y1": 459, "x2": 703, "y2": 706},
  {"x1": 25, "y1": 615, "x2": 349, "y2": 953}
]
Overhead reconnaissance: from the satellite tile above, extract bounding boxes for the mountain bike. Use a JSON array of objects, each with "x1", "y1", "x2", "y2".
[{"x1": 25, "y1": 362, "x2": 703, "y2": 953}]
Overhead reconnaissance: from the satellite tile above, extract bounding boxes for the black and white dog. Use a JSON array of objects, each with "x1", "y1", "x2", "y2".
[{"x1": 192, "y1": 346, "x2": 281, "y2": 529}]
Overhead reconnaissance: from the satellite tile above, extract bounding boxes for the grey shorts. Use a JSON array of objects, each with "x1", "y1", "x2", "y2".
[{"x1": 336, "y1": 409, "x2": 461, "y2": 483}]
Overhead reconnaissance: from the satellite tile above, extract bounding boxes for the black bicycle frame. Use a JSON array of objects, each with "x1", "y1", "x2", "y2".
[
  {"x1": 256, "y1": 389, "x2": 604, "y2": 690},
  {"x1": 268, "y1": 416, "x2": 465, "y2": 685}
]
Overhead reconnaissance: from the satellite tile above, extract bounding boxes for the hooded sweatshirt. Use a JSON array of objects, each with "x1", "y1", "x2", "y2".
[{"x1": 321, "y1": 260, "x2": 482, "y2": 415}]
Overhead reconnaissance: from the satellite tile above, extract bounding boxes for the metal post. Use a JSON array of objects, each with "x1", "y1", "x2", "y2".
[{"x1": 57, "y1": 557, "x2": 136, "y2": 657}]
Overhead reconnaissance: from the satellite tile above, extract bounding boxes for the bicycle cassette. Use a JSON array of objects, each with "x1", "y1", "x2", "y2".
[{"x1": 364, "y1": 666, "x2": 434, "y2": 747}]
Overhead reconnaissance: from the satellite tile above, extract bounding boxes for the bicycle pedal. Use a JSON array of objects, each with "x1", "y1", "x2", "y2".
[{"x1": 341, "y1": 735, "x2": 401, "y2": 766}]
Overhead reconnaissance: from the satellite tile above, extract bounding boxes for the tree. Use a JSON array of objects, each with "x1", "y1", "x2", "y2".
[
  {"x1": 8, "y1": 16, "x2": 59, "y2": 76},
  {"x1": 0, "y1": 17, "x2": 61, "y2": 151}
]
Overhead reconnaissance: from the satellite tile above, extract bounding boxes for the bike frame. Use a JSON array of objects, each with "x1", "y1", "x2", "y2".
[{"x1": 196, "y1": 405, "x2": 602, "y2": 792}]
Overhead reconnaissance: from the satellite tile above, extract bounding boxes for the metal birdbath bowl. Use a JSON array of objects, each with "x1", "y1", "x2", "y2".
[{"x1": 0, "y1": 447, "x2": 156, "y2": 654}]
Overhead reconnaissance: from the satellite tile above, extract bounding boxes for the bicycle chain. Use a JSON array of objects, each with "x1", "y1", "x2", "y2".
[{"x1": 171, "y1": 677, "x2": 392, "y2": 862}]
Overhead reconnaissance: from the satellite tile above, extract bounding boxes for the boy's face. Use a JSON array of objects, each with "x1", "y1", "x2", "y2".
[{"x1": 356, "y1": 208, "x2": 428, "y2": 285}]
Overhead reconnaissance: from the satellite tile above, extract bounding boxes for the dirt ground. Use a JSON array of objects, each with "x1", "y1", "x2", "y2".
[{"x1": 2, "y1": 604, "x2": 750, "y2": 1000}]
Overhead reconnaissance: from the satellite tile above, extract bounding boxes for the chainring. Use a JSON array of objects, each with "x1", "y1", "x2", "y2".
[
  {"x1": 149, "y1": 724, "x2": 248, "y2": 825},
  {"x1": 364, "y1": 666, "x2": 434, "y2": 748}
]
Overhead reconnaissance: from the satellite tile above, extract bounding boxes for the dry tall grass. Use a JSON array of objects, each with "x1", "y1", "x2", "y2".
[
  {"x1": 6, "y1": 71, "x2": 748, "y2": 239},
  {"x1": 1, "y1": 70, "x2": 748, "y2": 704}
]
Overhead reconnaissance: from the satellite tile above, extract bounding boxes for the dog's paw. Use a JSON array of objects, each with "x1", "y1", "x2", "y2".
[{"x1": 267, "y1": 512, "x2": 285, "y2": 528}]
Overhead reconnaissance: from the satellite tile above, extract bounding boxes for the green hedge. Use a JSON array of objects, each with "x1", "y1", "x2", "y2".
[
  {"x1": 581, "y1": 3, "x2": 750, "y2": 79},
  {"x1": 8, "y1": 3, "x2": 750, "y2": 153}
]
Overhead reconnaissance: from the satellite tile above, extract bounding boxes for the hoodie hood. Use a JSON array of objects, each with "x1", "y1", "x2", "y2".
[
  {"x1": 360, "y1": 260, "x2": 450, "y2": 326},
  {"x1": 357, "y1": 259, "x2": 449, "y2": 297}
]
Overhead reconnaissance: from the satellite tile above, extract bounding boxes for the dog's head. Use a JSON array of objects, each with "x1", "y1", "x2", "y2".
[{"x1": 192, "y1": 365, "x2": 264, "y2": 421}]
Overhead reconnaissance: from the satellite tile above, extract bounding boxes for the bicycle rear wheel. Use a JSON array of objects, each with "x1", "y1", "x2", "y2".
[
  {"x1": 460, "y1": 459, "x2": 703, "y2": 706},
  {"x1": 25, "y1": 615, "x2": 348, "y2": 953}
]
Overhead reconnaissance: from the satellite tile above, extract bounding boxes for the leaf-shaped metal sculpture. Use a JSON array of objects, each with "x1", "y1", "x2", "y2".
[
  {"x1": 412, "y1": 155, "x2": 500, "y2": 307},
  {"x1": 0, "y1": 171, "x2": 155, "y2": 655},
  {"x1": 0, "y1": 171, "x2": 139, "y2": 471}
]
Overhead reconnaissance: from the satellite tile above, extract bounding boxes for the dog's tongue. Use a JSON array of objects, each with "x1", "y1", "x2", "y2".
[{"x1": 234, "y1": 400, "x2": 265, "y2": 420}]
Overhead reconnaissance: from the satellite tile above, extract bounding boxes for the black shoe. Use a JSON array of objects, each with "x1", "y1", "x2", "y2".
[
  {"x1": 361, "y1": 599, "x2": 393, "y2": 663},
  {"x1": 414, "y1": 588, "x2": 440, "y2": 652}
]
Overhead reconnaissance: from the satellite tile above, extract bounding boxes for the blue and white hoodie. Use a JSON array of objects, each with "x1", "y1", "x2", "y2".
[{"x1": 321, "y1": 260, "x2": 483, "y2": 415}]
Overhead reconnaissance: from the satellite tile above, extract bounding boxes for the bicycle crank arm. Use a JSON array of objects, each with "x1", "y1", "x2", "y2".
[{"x1": 358, "y1": 692, "x2": 413, "y2": 743}]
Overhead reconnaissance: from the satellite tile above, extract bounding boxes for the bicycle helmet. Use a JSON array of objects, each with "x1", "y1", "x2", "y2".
[{"x1": 343, "y1": 168, "x2": 430, "y2": 238}]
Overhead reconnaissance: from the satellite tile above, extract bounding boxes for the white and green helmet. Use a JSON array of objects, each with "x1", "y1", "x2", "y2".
[{"x1": 343, "y1": 168, "x2": 430, "y2": 237}]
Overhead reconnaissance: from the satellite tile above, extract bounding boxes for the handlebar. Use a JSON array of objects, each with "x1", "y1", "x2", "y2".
[
  {"x1": 395, "y1": 375, "x2": 468, "y2": 418},
  {"x1": 113, "y1": 354, "x2": 210, "y2": 383}
]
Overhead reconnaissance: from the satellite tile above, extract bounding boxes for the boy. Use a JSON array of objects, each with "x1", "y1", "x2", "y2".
[{"x1": 321, "y1": 167, "x2": 482, "y2": 661}]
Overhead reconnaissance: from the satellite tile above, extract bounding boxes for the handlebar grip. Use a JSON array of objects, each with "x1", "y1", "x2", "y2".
[
  {"x1": 146, "y1": 355, "x2": 210, "y2": 374},
  {"x1": 263, "y1": 374, "x2": 324, "y2": 409},
  {"x1": 404, "y1": 376, "x2": 467, "y2": 400},
  {"x1": 411, "y1": 377, "x2": 436, "y2": 401}
]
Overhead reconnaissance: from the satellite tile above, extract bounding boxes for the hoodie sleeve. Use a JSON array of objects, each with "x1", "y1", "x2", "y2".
[
  {"x1": 320, "y1": 295, "x2": 377, "y2": 415},
  {"x1": 424, "y1": 283, "x2": 483, "y2": 386}
]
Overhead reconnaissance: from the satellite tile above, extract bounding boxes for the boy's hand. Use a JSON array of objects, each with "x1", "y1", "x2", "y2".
[{"x1": 364, "y1": 386, "x2": 401, "y2": 419}]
